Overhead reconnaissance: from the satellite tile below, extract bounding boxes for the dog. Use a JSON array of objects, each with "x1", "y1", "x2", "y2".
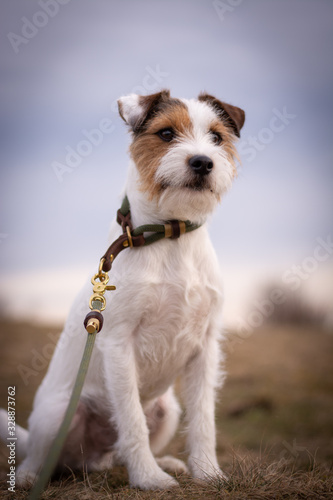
[{"x1": 0, "y1": 90, "x2": 245, "y2": 490}]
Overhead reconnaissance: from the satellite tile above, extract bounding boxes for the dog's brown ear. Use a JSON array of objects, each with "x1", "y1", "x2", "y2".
[
  {"x1": 118, "y1": 90, "x2": 170, "y2": 133},
  {"x1": 198, "y1": 93, "x2": 245, "y2": 137}
]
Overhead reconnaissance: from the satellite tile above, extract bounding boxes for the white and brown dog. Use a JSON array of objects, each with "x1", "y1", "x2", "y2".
[{"x1": 0, "y1": 90, "x2": 245, "y2": 490}]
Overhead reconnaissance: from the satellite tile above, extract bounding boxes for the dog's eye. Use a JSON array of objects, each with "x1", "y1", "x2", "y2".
[
  {"x1": 210, "y1": 131, "x2": 223, "y2": 145},
  {"x1": 157, "y1": 128, "x2": 175, "y2": 142}
]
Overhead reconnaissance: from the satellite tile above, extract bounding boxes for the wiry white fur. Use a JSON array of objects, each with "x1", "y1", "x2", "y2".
[
  {"x1": 0, "y1": 92, "x2": 239, "y2": 491},
  {"x1": 118, "y1": 93, "x2": 144, "y2": 129}
]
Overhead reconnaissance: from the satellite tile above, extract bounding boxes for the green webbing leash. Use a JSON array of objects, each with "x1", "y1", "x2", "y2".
[
  {"x1": 28, "y1": 305, "x2": 102, "y2": 500},
  {"x1": 29, "y1": 334, "x2": 96, "y2": 499},
  {"x1": 28, "y1": 196, "x2": 202, "y2": 499}
]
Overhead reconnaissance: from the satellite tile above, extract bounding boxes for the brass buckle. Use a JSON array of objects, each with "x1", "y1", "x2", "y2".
[
  {"x1": 126, "y1": 225, "x2": 133, "y2": 248},
  {"x1": 164, "y1": 221, "x2": 186, "y2": 238},
  {"x1": 164, "y1": 223, "x2": 172, "y2": 238},
  {"x1": 179, "y1": 221, "x2": 186, "y2": 235}
]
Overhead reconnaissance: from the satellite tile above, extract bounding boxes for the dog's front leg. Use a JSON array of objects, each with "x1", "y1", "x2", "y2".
[
  {"x1": 181, "y1": 330, "x2": 224, "y2": 481},
  {"x1": 101, "y1": 337, "x2": 178, "y2": 490}
]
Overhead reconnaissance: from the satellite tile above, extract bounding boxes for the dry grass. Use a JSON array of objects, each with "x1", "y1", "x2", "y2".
[
  {"x1": 0, "y1": 458, "x2": 332, "y2": 499},
  {"x1": 0, "y1": 319, "x2": 332, "y2": 498}
]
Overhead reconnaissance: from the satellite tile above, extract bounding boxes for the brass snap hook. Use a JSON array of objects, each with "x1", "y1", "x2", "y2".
[{"x1": 98, "y1": 258, "x2": 107, "y2": 280}]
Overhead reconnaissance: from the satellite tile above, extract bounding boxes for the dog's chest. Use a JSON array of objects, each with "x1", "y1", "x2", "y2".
[
  {"x1": 122, "y1": 250, "x2": 221, "y2": 397},
  {"x1": 134, "y1": 282, "x2": 214, "y2": 397}
]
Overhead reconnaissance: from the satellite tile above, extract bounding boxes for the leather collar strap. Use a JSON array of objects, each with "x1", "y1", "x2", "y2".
[{"x1": 101, "y1": 196, "x2": 201, "y2": 272}]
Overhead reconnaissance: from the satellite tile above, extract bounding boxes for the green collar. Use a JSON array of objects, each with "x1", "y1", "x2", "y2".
[{"x1": 101, "y1": 196, "x2": 202, "y2": 272}]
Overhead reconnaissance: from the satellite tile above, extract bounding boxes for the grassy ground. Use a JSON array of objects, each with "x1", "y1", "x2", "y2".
[{"x1": 0, "y1": 319, "x2": 332, "y2": 498}]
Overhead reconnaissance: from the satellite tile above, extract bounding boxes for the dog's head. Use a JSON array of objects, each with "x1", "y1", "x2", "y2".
[{"x1": 118, "y1": 90, "x2": 245, "y2": 223}]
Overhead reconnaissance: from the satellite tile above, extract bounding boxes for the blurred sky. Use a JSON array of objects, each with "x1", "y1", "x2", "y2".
[{"x1": 0, "y1": 0, "x2": 332, "y2": 326}]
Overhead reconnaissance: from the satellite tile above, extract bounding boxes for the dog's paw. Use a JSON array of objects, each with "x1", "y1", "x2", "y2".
[
  {"x1": 130, "y1": 466, "x2": 179, "y2": 490},
  {"x1": 16, "y1": 468, "x2": 38, "y2": 488},
  {"x1": 188, "y1": 456, "x2": 227, "y2": 483},
  {"x1": 156, "y1": 455, "x2": 189, "y2": 474}
]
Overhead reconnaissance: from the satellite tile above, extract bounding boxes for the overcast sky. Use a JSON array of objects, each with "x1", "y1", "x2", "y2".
[{"x1": 0, "y1": 0, "x2": 332, "y2": 325}]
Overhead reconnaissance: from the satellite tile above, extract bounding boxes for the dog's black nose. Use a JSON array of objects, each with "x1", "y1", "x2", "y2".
[{"x1": 188, "y1": 155, "x2": 213, "y2": 175}]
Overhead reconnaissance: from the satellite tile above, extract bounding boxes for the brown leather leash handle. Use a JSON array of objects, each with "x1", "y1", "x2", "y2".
[
  {"x1": 101, "y1": 208, "x2": 145, "y2": 272},
  {"x1": 101, "y1": 232, "x2": 145, "y2": 272}
]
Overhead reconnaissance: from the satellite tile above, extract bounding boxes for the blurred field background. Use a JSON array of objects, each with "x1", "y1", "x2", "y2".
[
  {"x1": 0, "y1": 314, "x2": 332, "y2": 498},
  {"x1": 1, "y1": 0, "x2": 333, "y2": 498}
]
